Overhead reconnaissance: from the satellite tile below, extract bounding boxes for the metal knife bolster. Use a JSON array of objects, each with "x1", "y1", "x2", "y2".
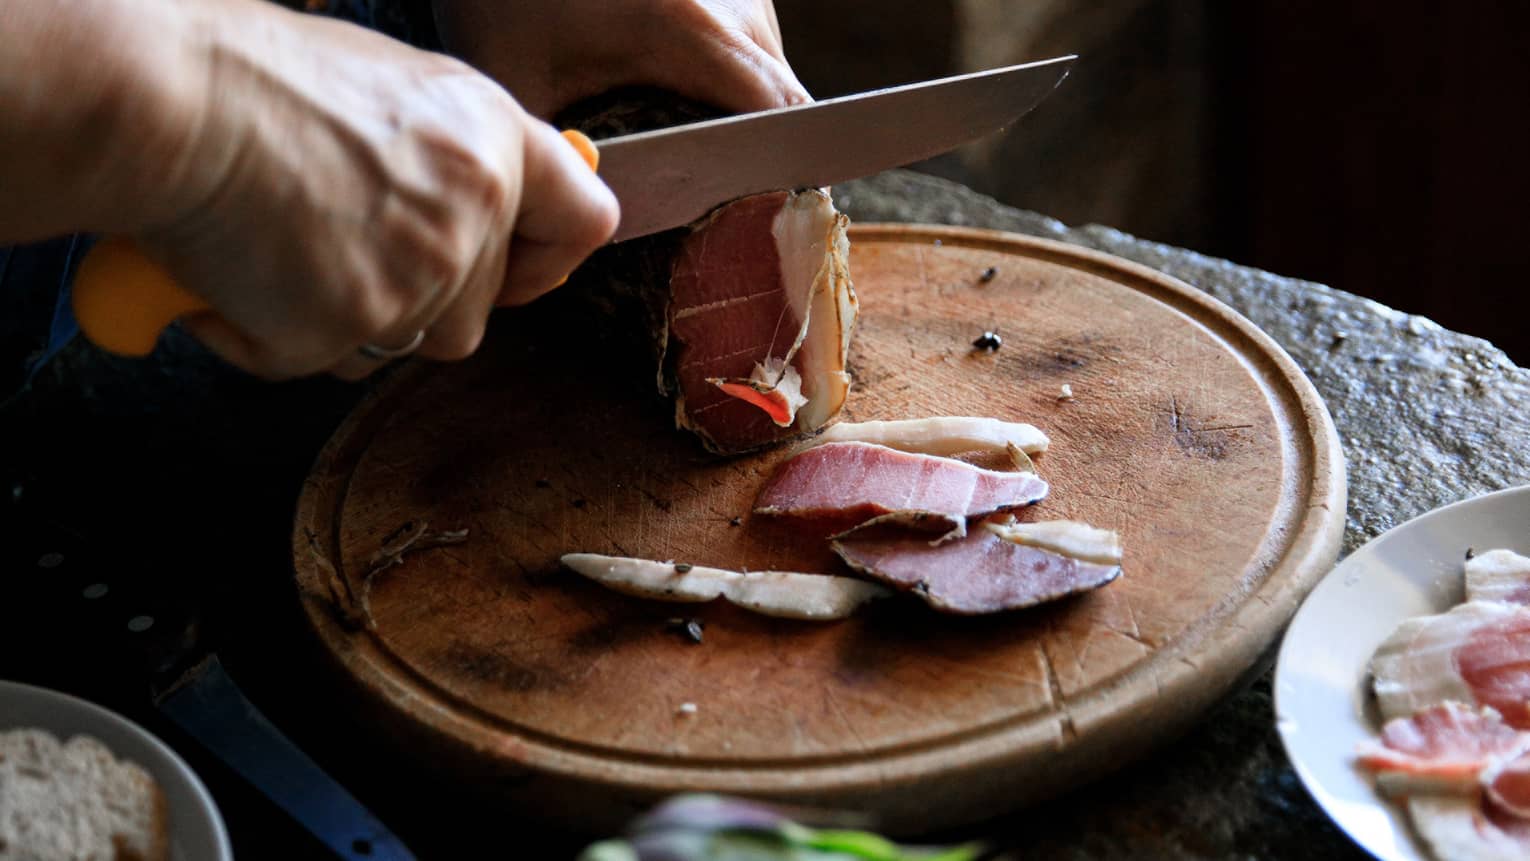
[{"x1": 156, "y1": 655, "x2": 417, "y2": 861}]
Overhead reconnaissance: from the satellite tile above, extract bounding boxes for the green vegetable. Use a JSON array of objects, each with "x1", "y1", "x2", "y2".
[{"x1": 577, "y1": 794, "x2": 987, "y2": 861}]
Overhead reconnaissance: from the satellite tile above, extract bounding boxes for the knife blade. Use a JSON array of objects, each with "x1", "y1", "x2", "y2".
[
  {"x1": 69, "y1": 56, "x2": 1075, "y2": 356},
  {"x1": 600, "y1": 55, "x2": 1075, "y2": 241}
]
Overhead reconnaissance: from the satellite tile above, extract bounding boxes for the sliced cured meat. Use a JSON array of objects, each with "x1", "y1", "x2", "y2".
[
  {"x1": 1485, "y1": 749, "x2": 1530, "y2": 820},
  {"x1": 1370, "y1": 601, "x2": 1530, "y2": 728},
  {"x1": 668, "y1": 189, "x2": 856, "y2": 453},
  {"x1": 830, "y1": 518, "x2": 1120, "y2": 614},
  {"x1": 754, "y1": 442, "x2": 1049, "y2": 536},
  {"x1": 1355, "y1": 703, "x2": 1530, "y2": 797},
  {"x1": 1457, "y1": 610, "x2": 1530, "y2": 730},
  {"x1": 1407, "y1": 795, "x2": 1530, "y2": 861},
  {"x1": 560, "y1": 553, "x2": 887, "y2": 621},
  {"x1": 810, "y1": 417, "x2": 1050, "y2": 458},
  {"x1": 1467, "y1": 549, "x2": 1530, "y2": 606}
]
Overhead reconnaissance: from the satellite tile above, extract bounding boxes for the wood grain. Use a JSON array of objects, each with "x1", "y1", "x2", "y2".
[{"x1": 292, "y1": 226, "x2": 1345, "y2": 834}]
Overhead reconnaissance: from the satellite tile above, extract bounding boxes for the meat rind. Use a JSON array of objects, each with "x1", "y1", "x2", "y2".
[
  {"x1": 984, "y1": 518, "x2": 1122, "y2": 566},
  {"x1": 811, "y1": 417, "x2": 1050, "y2": 458},
  {"x1": 561, "y1": 553, "x2": 887, "y2": 621}
]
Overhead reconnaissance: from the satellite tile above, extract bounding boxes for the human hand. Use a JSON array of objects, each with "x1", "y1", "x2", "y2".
[
  {"x1": 110, "y1": 0, "x2": 618, "y2": 380},
  {"x1": 432, "y1": 0, "x2": 810, "y2": 119}
]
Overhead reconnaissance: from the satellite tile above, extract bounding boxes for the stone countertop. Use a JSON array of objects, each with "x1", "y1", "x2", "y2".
[
  {"x1": 2, "y1": 170, "x2": 1526, "y2": 859},
  {"x1": 835, "y1": 170, "x2": 1530, "y2": 859}
]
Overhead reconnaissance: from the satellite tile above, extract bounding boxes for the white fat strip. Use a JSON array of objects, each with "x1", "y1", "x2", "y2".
[
  {"x1": 561, "y1": 553, "x2": 887, "y2": 621},
  {"x1": 1466, "y1": 548, "x2": 1530, "y2": 604},
  {"x1": 985, "y1": 518, "x2": 1122, "y2": 565},
  {"x1": 786, "y1": 192, "x2": 855, "y2": 431},
  {"x1": 813, "y1": 417, "x2": 1050, "y2": 458}
]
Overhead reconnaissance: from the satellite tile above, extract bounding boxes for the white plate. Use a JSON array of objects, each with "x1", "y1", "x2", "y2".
[
  {"x1": 0, "y1": 680, "x2": 232, "y2": 861},
  {"x1": 1275, "y1": 484, "x2": 1530, "y2": 861}
]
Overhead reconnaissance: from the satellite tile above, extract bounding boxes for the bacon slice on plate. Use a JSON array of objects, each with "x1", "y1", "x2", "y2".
[
  {"x1": 561, "y1": 553, "x2": 887, "y2": 621},
  {"x1": 754, "y1": 442, "x2": 1049, "y2": 537},
  {"x1": 830, "y1": 517, "x2": 1120, "y2": 614},
  {"x1": 1407, "y1": 795, "x2": 1530, "y2": 861},
  {"x1": 1371, "y1": 601, "x2": 1530, "y2": 729},
  {"x1": 1356, "y1": 703, "x2": 1530, "y2": 797},
  {"x1": 1467, "y1": 549, "x2": 1530, "y2": 606},
  {"x1": 667, "y1": 189, "x2": 856, "y2": 453}
]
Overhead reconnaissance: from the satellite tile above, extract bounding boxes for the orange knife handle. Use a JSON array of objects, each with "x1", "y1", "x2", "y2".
[{"x1": 72, "y1": 237, "x2": 211, "y2": 357}]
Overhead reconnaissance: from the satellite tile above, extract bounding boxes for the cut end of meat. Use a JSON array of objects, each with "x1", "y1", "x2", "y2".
[
  {"x1": 753, "y1": 441, "x2": 1050, "y2": 529},
  {"x1": 831, "y1": 517, "x2": 1121, "y2": 615},
  {"x1": 666, "y1": 189, "x2": 856, "y2": 453},
  {"x1": 560, "y1": 553, "x2": 887, "y2": 620}
]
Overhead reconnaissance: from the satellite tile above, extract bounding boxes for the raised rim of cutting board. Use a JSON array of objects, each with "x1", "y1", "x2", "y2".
[{"x1": 292, "y1": 224, "x2": 1347, "y2": 816}]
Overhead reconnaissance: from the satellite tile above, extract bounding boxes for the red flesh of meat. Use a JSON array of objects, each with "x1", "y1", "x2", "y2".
[
  {"x1": 754, "y1": 442, "x2": 1049, "y2": 526},
  {"x1": 831, "y1": 519, "x2": 1119, "y2": 614},
  {"x1": 1458, "y1": 612, "x2": 1530, "y2": 730}
]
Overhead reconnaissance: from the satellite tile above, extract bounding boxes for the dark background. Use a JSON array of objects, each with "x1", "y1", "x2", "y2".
[{"x1": 776, "y1": 0, "x2": 1530, "y2": 363}]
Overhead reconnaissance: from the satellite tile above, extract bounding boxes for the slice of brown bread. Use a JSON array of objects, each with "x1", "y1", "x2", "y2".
[{"x1": 0, "y1": 728, "x2": 168, "y2": 861}]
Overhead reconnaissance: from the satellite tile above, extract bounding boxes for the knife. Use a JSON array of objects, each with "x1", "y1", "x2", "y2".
[{"x1": 69, "y1": 55, "x2": 1075, "y2": 356}]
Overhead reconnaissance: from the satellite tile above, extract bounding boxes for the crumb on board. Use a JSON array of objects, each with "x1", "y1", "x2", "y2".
[
  {"x1": 1059, "y1": 384, "x2": 1075, "y2": 400},
  {"x1": 678, "y1": 702, "x2": 698, "y2": 716},
  {"x1": 729, "y1": 516, "x2": 743, "y2": 527}
]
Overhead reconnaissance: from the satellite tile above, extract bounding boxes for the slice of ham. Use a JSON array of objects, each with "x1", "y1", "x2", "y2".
[
  {"x1": 1467, "y1": 549, "x2": 1530, "y2": 606},
  {"x1": 667, "y1": 189, "x2": 856, "y2": 453},
  {"x1": 830, "y1": 517, "x2": 1121, "y2": 614},
  {"x1": 810, "y1": 417, "x2": 1050, "y2": 458},
  {"x1": 1355, "y1": 703, "x2": 1530, "y2": 797},
  {"x1": 753, "y1": 442, "x2": 1049, "y2": 537},
  {"x1": 1486, "y1": 749, "x2": 1530, "y2": 820},
  {"x1": 1371, "y1": 601, "x2": 1530, "y2": 730},
  {"x1": 560, "y1": 553, "x2": 887, "y2": 621},
  {"x1": 1407, "y1": 795, "x2": 1530, "y2": 861}
]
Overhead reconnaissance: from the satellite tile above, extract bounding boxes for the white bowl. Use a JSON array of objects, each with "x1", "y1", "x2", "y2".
[
  {"x1": 1275, "y1": 484, "x2": 1530, "y2": 861},
  {"x1": 0, "y1": 680, "x2": 232, "y2": 861}
]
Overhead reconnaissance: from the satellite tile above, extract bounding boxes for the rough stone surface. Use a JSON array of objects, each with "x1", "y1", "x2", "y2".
[{"x1": 4, "y1": 170, "x2": 1527, "y2": 859}]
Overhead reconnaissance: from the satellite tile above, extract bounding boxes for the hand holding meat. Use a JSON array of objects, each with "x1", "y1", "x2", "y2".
[
  {"x1": 433, "y1": 0, "x2": 811, "y2": 117},
  {"x1": 0, "y1": 0, "x2": 619, "y2": 380}
]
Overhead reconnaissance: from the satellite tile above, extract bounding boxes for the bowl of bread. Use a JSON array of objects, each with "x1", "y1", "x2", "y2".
[{"x1": 0, "y1": 680, "x2": 230, "y2": 861}]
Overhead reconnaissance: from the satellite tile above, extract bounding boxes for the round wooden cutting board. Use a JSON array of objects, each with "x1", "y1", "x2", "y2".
[{"x1": 293, "y1": 225, "x2": 1345, "y2": 835}]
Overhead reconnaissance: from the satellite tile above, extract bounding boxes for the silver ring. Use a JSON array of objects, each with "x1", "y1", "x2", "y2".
[{"x1": 358, "y1": 330, "x2": 425, "y2": 361}]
